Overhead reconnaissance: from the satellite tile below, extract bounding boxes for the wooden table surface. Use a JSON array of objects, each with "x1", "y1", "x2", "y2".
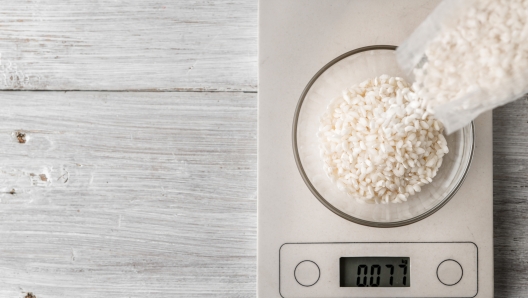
[{"x1": 0, "y1": 1, "x2": 526, "y2": 297}]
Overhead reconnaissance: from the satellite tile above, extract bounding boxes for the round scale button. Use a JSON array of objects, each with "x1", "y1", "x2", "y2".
[
  {"x1": 294, "y1": 260, "x2": 320, "y2": 287},
  {"x1": 437, "y1": 259, "x2": 463, "y2": 286}
]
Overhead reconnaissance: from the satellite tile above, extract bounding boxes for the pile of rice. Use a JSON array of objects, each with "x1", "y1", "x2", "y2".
[{"x1": 318, "y1": 75, "x2": 448, "y2": 204}]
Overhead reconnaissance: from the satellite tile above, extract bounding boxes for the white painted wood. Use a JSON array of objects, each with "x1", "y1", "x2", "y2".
[
  {"x1": 0, "y1": 91, "x2": 256, "y2": 297},
  {"x1": 0, "y1": 0, "x2": 257, "y2": 91}
]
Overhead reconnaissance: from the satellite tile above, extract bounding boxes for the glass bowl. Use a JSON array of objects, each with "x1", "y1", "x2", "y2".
[{"x1": 292, "y1": 45, "x2": 474, "y2": 228}]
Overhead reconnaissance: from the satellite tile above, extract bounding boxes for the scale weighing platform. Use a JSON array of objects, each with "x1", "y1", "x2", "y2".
[{"x1": 258, "y1": 1, "x2": 493, "y2": 297}]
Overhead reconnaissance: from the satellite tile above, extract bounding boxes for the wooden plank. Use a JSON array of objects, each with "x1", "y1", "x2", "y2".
[
  {"x1": 0, "y1": 91, "x2": 257, "y2": 297},
  {"x1": 0, "y1": 0, "x2": 257, "y2": 91},
  {"x1": 493, "y1": 94, "x2": 528, "y2": 298}
]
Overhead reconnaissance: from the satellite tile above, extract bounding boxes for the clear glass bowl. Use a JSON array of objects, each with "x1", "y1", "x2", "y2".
[{"x1": 292, "y1": 45, "x2": 474, "y2": 228}]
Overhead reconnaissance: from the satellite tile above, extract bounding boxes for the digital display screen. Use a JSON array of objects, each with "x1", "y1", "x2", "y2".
[{"x1": 340, "y1": 257, "x2": 410, "y2": 287}]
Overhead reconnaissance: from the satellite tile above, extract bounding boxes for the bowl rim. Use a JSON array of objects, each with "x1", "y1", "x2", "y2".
[{"x1": 291, "y1": 45, "x2": 475, "y2": 228}]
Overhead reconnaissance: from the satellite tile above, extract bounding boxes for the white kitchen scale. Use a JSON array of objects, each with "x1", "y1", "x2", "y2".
[{"x1": 258, "y1": 1, "x2": 493, "y2": 297}]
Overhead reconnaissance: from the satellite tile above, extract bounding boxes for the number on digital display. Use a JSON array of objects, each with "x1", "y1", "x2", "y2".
[
  {"x1": 356, "y1": 265, "x2": 368, "y2": 287},
  {"x1": 399, "y1": 259, "x2": 408, "y2": 286},
  {"x1": 339, "y1": 257, "x2": 410, "y2": 288},
  {"x1": 370, "y1": 265, "x2": 381, "y2": 287},
  {"x1": 386, "y1": 264, "x2": 394, "y2": 285}
]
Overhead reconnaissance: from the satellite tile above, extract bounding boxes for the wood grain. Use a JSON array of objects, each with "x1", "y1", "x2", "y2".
[
  {"x1": 0, "y1": 91, "x2": 257, "y2": 298},
  {"x1": 0, "y1": 0, "x2": 257, "y2": 91},
  {"x1": 493, "y1": 94, "x2": 528, "y2": 298}
]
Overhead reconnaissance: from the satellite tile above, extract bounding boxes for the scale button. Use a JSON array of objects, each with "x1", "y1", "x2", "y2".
[
  {"x1": 437, "y1": 259, "x2": 463, "y2": 286},
  {"x1": 294, "y1": 260, "x2": 320, "y2": 287}
]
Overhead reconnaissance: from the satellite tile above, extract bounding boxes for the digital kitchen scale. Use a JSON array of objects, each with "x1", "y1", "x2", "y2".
[{"x1": 258, "y1": 1, "x2": 493, "y2": 297}]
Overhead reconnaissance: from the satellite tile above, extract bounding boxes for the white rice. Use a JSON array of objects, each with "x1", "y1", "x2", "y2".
[
  {"x1": 318, "y1": 75, "x2": 447, "y2": 204},
  {"x1": 413, "y1": 0, "x2": 528, "y2": 114}
]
